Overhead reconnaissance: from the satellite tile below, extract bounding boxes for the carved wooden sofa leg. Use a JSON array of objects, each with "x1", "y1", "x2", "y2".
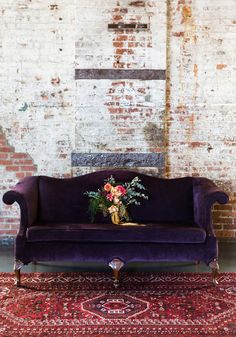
[
  {"x1": 209, "y1": 258, "x2": 219, "y2": 286},
  {"x1": 14, "y1": 260, "x2": 24, "y2": 287},
  {"x1": 109, "y1": 258, "x2": 125, "y2": 288}
]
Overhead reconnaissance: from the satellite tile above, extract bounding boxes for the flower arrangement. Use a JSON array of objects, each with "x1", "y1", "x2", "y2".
[{"x1": 85, "y1": 176, "x2": 148, "y2": 224}]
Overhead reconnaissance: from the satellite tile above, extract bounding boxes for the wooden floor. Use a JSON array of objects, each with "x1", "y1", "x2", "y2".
[{"x1": 0, "y1": 241, "x2": 236, "y2": 273}]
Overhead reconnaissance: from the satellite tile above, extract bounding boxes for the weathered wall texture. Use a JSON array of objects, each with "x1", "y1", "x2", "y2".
[
  {"x1": 0, "y1": 0, "x2": 75, "y2": 241},
  {"x1": 167, "y1": 0, "x2": 236, "y2": 238},
  {"x1": 74, "y1": 0, "x2": 166, "y2": 176},
  {"x1": 0, "y1": 0, "x2": 236, "y2": 241}
]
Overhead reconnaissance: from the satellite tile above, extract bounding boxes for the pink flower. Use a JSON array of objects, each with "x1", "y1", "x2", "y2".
[
  {"x1": 104, "y1": 183, "x2": 112, "y2": 192},
  {"x1": 106, "y1": 193, "x2": 113, "y2": 201},
  {"x1": 116, "y1": 185, "x2": 127, "y2": 196}
]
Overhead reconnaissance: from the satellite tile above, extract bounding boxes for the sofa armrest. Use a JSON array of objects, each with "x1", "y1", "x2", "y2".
[
  {"x1": 2, "y1": 176, "x2": 39, "y2": 235},
  {"x1": 193, "y1": 177, "x2": 229, "y2": 234}
]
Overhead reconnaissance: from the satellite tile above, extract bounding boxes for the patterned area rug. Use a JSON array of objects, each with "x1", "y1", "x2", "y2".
[{"x1": 0, "y1": 272, "x2": 236, "y2": 337}]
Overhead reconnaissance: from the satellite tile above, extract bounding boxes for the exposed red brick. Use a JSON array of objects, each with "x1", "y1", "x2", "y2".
[
  {"x1": 16, "y1": 172, "x2": 26, "y2": 179},
  {"x1": 0, "y1": 160, "x2": 12, "y2": 165},
  {"x1": 115, "y1": 48, "x2": 127, "y2": 55},
  {"x1": 11, "y1": 153, "x2": 29, "y2": 159},
  {"x1": 181, "y1": 5, "x2": 192, "y2": 23},
  {"x1": 113, "y1": 42, "x2": 124, "y2": 48},
  {"x1": 116, "y1": 35, "x2": 128, "y2": 41},
  {"x1": 172, "y1": 32, "x2": 184, "y2": 37},
  {"x1": 0, "y1": 229, "x2": 18, "y2": 235},
  {"x1": 216, "y1": 64, "x2": 227, "y2": 70},
  {"x1": 0, "y1": 146, "x2": 14, "y2": 152},
  {"x1": 189, "y1": 142, "x2": 206, "y2": 148},
  {"x1": 216, "y1": 203, "x2": 235, "y2": 211},
  {"x1": 215, "y1": 230, "x2": 236, "y2": 238},
  {"x1": 106, "y1": 107, "x2": 125, "y2": 114},
  {"x1": 112, "y1": 81, "x2": 126, "y2": 86},
  {"x1": 113, "y1": 15, "x2": 123, "y2": 21},
  {"x1": 223, "y1": 225, "x2": 236, "y2": 230},
  {"x1": 14, "y1": 159, "x2": 34, "y2": 165},
  {"x1": 6, "y1": 166, "x2": 20, "y2": 171},
  {"x1": 20, "y1": 165, "x2": 37, "y2": 171},
  {"x1": 0, "y1": 127, "x2": 37, "y2": 238},
  {"x1": 5, "y1": 218, "x2": 19, "y2": 223}
]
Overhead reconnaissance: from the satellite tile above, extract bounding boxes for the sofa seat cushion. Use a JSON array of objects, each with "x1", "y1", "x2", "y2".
[{"x1": 26, "y1": 223, "x2": 206, "y2": 244}]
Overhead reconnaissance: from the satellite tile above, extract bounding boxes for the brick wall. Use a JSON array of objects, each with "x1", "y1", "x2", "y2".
[
  {"x1": 0, "y1": 0, "x2": 236, "y2": 241},
  {"x1": 167, "y1": 0, "x2": 236, "y2": 238},
  {"x1": 74, "y1": 0, "x2": 166, "y2": 177},
  {"x1": 0, "y1": 126, "x2": 37, "y2": 238},
  {"x1": 0, "y1": 0, "x2": 75, "y2": 242}
]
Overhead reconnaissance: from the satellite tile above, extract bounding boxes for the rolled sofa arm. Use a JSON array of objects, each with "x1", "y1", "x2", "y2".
[
  {"x1": 193, "y1": 177, "x2": 229, "y2": 233},
  {"x1": 2, "y1": 176, "x2": 39, "y2": 234}
]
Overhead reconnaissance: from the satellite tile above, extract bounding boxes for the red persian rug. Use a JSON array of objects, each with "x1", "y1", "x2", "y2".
[{"x1": 0, "y1": 272, "x2": 236, "y2": 337}]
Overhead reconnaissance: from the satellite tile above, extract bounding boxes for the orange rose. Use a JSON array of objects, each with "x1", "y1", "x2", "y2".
[{"x1": 104, "y1": 183, "x2": 112, "y2": 192}]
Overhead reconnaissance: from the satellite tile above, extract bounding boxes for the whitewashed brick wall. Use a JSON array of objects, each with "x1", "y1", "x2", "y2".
[{"x1": 167, "y1": 0, "x2": 236, "y2": 237}]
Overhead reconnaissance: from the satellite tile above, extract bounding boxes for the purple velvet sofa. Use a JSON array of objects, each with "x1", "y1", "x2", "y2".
[{"x1": 3, "y1": 170, "x2": 228, "y2": 287}]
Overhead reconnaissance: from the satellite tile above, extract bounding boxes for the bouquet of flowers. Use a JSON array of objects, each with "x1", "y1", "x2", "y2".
[{"x1": 85, "y1": 176, "x2": 148, "y2": 224}]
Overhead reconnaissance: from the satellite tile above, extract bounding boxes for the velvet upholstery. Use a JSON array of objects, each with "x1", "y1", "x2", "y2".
[
  {"x1": 11, "y1": 237, "x2": 218, "y2": 266},
  {"x1": 37, "y1": 173, "x2": 194, "y2": 224},
  {"x1": 26, "y1": 222, "x2": 206, "y2": 243},
  {"x1": 2, "y1": 170, "x2": 229, "y2": 269}
]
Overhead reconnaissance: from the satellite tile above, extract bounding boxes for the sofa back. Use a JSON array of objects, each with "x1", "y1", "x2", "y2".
[{"x1": 38, "y1": 170, "x2": 194, "y2": 224}]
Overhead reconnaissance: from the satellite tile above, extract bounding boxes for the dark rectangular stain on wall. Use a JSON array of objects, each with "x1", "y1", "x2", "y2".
[
  {"x1": 75, "y1": 69, "x2": 166, "y2": 80},
  {"x1": 108, "y1": 23, "x2": 149, "y2": 30},
  {"x1": 72, "y1": 152, "x2": 165, "y2": 167}
]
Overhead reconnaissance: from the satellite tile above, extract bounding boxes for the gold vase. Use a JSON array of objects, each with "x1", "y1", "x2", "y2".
[
  {"x1": 111, "y1": 211, "x2": 121, "y2": 225},
  {"x1": 111, "y1": 210, "x2": 145, "y2": 227}
]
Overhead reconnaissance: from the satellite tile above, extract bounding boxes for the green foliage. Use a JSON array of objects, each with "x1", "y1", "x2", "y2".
[
  {"x1": 105, "y1": 175, "x2": 116, "y2": 185},
  {"x1": 123, "y1": 177, "x2": 148, "y2": 206},
  {"x1": 84, "y1": 176, "x2": 148, "y2": 223},
  {"x1": 84, "y1": 189, "x2": 111, "y2": 222}
]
